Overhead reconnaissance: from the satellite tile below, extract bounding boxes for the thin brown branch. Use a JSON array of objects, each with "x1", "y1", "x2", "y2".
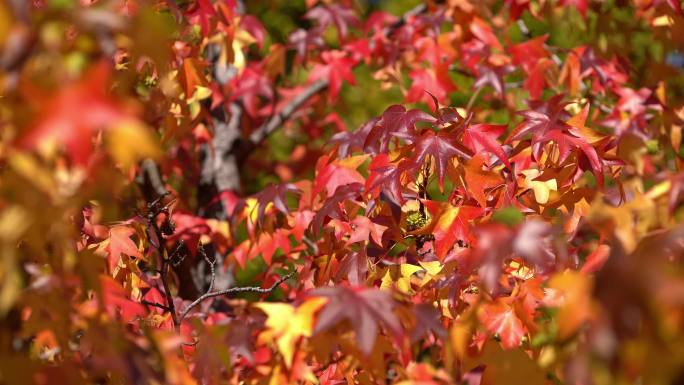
[
  {"x1": 384, "y1": 3, "x2": 427, "y2": 36},
  {"x1": 466, "y1": 86, "x2": 484, "y2": 112},
  {"x1": 178, "y1": 272, "x2": 294, "y2": 322},
  {"x1": 197, "y1": 243, "x2": 216, "y2": 294},
  {"x1": 158, "y1": 245, "x2": 180, "y2": 327},
  {"x1": 143, "y1": 197, "x2": 180, "y2": 327},
  {"x1": 140, "y1": 300, "x2": 172, "y2": 312},
  {"x1": 302, "y1": 236, "x2": 319, "y2": 255}
]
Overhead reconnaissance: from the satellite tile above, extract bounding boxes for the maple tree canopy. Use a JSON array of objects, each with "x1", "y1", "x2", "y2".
[{"x1": 1, "y1": 0, "x2": 684, "y2": 384}]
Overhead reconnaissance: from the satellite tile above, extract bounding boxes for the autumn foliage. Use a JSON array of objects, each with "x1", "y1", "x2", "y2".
[{"x1": 2, "y1": 0, "x2": 684, "y2": 384}]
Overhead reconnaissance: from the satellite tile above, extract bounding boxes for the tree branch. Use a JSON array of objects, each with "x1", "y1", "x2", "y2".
[
  {"x1": 140, "y1": 300, "x2": 172, "y2": 312},
  {"x1": 143, "y1": 196, "x2": 180, "y2": 327},
  {"x1": 237, "y1": 3, "x2": 428, "y2": 159},
  {"x1": 242, "y1": 79, "x2": 329, "y2": 156},
  {"x1": 178, "y1": 272, "x2": 294, "y2": 322},
  {"x1": 212, "y1": 102, "x2": 243, "y2": 193},
  {"x1": 136, "y1": 158, "x2": 168, "y2": 202},
  {"x1": 384, "y1": 3, "x2": 427, "y2": 36},
  {"x1": 198, "y1": 243, "x2": 216, "y2": 294},
  {"x1": 197, "y1": 45, "x2": 243, "y2": 218}
]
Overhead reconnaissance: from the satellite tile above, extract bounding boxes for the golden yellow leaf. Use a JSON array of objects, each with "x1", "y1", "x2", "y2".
[
  {"x1": 187, "y1": 86, "x2": 212, "y2": 105},
  {"x1": 380, "y1": 264, "x2": 424, "y2": 294},
  {"x1": 0, "y1": 206, "x2": 31, "y2": 315},
  {"x1": 8, "y1": 151, "x2": 57, "y2": 196},
  {"x1": 419, "y1": 261, "x2": 443, "y2": 276},
  {"x1": 450, "y1": 321, "x2": 472, "y2": 360},
  {"x1": 232, "y1": 28, "x2": 257, "y2": 70},
  {"x1": 652, "y1": 15, "x2": 674, "y2": 27},
  {"x1": 337, "y1": 154, "x2": 369, "y2": 169},
  {"x1": 587, "y1": 193, "x2": 655, "y2": 253},
  {"x1": 0, "y1": 2, "x2": 11, "y2": 46},
  {"x1": 0, "y1": 243, "x2": 19, "y2": 316},
  {"x1": 548, "y1": 270, "x2": 594, "y2": 340},
  {"x1": 671, "y1": 124, "x2": 682, "y2": 153},
  {"x1": 255, "y1": 297, "x2": 328, "y2": 368},
  {"x1": 521, "y1": 169, "x2": 557, "y2": 205},
  {"x1": 107, "y1": 122, "x2": 161, "y2": 169}
]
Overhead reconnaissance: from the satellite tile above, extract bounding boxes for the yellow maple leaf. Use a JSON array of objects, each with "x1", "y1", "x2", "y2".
[
  {"x1": 380, "y1": 264, "x2": 424, "y2": 294},
  {"x1": 587, "y1": 193, "x2": 656, "y2": 253},
  {"x1": 107, "y1": 121, "x2": 161, "y2": 169},
  {"x1": 418, "y1": 261, "x2": 444, "y2": 286},
  {"x1": 548, "y1": 270, "x2": 594, "y2": 340},
  {"x1": 521, "y1": 169, "x2": 557, "y2": 205},
  {"x1": 232, "y1": 28, "x2": 257, "y2": 71},
  {"x1": 255, "y1": 297, "x2": 328, "y2": 368}
]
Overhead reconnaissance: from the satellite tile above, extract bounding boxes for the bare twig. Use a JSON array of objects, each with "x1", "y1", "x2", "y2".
[
  {"x1": 517, "y1": 19, "x2": 530, "y2": 37},
  {"x1": 302, "y1": 236, "x2": 319, "y2": 255},
  {"x1": 466, "y1": 86, "x2": 484, "y2": 112},
  {"x1": 178, "y1": 272, "x2": 294, "y2": 322},
  {"x1": 197, "y1": 243, "x2": 216, "y2": 294},
  {"x1": 140, "y1": 300, "x2": 172, "y2": 312},
  {"x1": 143, "y1": 197, "x2": 180, "y2": 327},
  {"x1": 160, "y1": 254, "x2": 180, "y2": 327},
  {"x1": 168, "y1": 240, "x2": 186, "y2": 267},
  {"x1": 384, "y1": 3, "x2": 427, "y2": 36},
  {"x1": 159, "y1": 247, "x2": 179, "y2": 326}
]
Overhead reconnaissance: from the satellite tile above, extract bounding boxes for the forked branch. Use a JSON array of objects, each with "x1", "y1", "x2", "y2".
[{"x1": 178, "y1": 270, "x2": 294, "y2": 322}]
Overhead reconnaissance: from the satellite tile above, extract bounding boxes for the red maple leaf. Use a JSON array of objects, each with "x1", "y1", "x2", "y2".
[
  {"x1": 230, "y1": 64, "x2": 274, "y2": 118},
  {"x1": 508, "y1": 35, "x2": 549, "y2": 73},
  {"x1": 107, "y1": 225, "x2": 144, "y2": 274},
  {"x1": 310, "y1": 286, "x2": 403, "y2": 355},
  {"x1": 347, "y1": 216, "x2": 388, "y2": 246},
  {"x1": 473, "y1": 64, "x2": 514, "y2": 98},
  {"x1": 305, "y1": 4, "x2": 359, "y2": 41},
  {"x1": 366, "y1": 154, "x2": 413, "y2": 204},
  {"x1": 364, "y1": 105, "x2": 436, "y2": 154},
  {"x1": 330, "y1": 117, "x2": 379, "y2": 157},
  {"x1": 461, "y1": 123, "x2": 512, "y2": 170},
  {"x1": 470, "y1": 17, "x2": 502, "y2": 51},
  {"x1": 479, "y1": 299, "x2": 527, "y2": 349},
  {"x1": 20, "y1": 63, "x2": 138, "y2": 165},
  {"x1": 335, "y1": 250, "x2": 369, "y2": 285},
  {"x1": 100, "y1": 275, "x2": 146, "y2": 323},
  {"x1": 312, "y1": 158, "x2": 365, "y2": 198},
  {"x1": 432, "y1": 204, "x2": 484, "y2": 259},
  {"x1": 542, "y1": 129, "x2": 604, "y2": 187},
  {"x1": 288, "y1": 28, "x2": 325, "y2": 59},
  {"x1": 251, "y1": 183, "x2": 301, "y2": 225},
  {"x1": 310, "y1": 183, "x2": 364, "y2": 234},
  {"x1": 405, "y1": 131, "x2": 471, "y2": 190},
  {"x1": 309, "y1": 50, "x2": 357, "y2": 101},
  {"x1": 405, "y1": 65, "x2": 456, "y2": 105}
]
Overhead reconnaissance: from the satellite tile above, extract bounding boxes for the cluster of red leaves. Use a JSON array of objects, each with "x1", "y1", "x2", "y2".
[{"x1": 2, "y1": 0, "x2": 684, "y2": 385}]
